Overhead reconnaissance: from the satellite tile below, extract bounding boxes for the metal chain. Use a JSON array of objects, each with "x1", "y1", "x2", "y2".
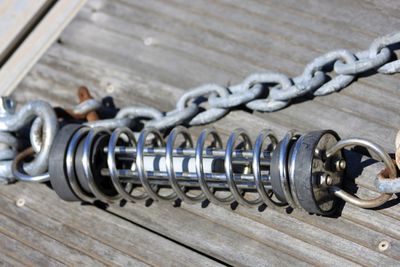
[
  {"x1": 1, "y1": 32, "x2": 399, "y2": 205},
  {"x1": 86, "y1": 32, "x2": 400, "y2": 130}
]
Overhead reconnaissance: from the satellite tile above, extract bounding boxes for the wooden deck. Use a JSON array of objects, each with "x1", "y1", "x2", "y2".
[{"x1": 1, "y1": 0, "x2": 400, "y2": 266}]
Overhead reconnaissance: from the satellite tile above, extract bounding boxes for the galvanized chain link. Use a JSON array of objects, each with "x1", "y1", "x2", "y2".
[
  {"x1": 0, "y1": 99, "x2": 58, "y2": 183},
  {"x1": 1, "y1": 32, "x2": 400, "y2": 200}
]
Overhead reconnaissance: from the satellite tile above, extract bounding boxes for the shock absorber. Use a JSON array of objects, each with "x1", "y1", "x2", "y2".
[{"x1": 45, "y1": 124, "x2": 346, "y2": 216}]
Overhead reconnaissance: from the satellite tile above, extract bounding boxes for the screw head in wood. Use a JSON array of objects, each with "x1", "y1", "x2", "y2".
[{"x1": 16, "y1": 198, "x2": 25, "y2": 207}]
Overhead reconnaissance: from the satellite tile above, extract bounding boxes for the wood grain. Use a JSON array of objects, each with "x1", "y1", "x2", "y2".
[
  {"x1": 2, "y1": 0, "x2": 400, "y2": 265},
  {"x1": 0, "y1": 0, "x2": 53, "y2": 63},
  {"x1": 0, "y1": 0, "x2": 87, "y2": 96}
]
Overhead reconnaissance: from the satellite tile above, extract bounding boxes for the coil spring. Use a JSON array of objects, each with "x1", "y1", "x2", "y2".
[{"x1": 63, "y1": 125, "x2": 295, "y2": 208}]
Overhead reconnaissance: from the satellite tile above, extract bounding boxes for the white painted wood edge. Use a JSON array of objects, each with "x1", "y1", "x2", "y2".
[
  {"x1": 0, "y1": 0, "x2": 87, "y2": 96},
  {"x1": 0, "y1": 0, "x2": 54, "y2": 63}
]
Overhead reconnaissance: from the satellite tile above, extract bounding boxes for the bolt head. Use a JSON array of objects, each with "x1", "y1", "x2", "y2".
[
  {"x1": 326, "y1": 175, "x2": 333, "y2": 185},
  {"x1": 335, "y1": 159, "x2": 346, "y2": 171},
  {"x1": 320, "y1": 173, "x2": 333, "y2": 187}
]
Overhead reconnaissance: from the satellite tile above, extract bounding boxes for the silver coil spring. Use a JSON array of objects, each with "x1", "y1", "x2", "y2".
[{"x1": 64, "y1": 126, "x2": 297, "y2": 208}]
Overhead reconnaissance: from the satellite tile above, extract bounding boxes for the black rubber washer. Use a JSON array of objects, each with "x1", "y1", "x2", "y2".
[
  {"x1": 292, "y1": 130, "x2": 341, "y2": 215},
  {"x1": 48, "y1": 124, "x2": 83, "y2": 202}
]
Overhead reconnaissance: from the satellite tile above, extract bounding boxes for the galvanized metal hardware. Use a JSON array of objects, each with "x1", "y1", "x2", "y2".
[
  {"x1": 2, "y1": 32, "x2": 400, "y2": 213},
  {"x1": 0, "y1": 97, "x2": 17, "y2": 183},
  {"x1": 0, "y1": 100, "x2": 58, "y2": 183}
]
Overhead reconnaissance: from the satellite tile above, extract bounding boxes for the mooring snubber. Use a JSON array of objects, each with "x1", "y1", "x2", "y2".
[{"x1": 12, "y1": 124, "x2": 396, "y2": 216}]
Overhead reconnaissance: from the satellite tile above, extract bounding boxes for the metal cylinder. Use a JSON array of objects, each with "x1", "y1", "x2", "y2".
[{"x1": 48, "y1": 124, "x2": 345, "y2": 215}]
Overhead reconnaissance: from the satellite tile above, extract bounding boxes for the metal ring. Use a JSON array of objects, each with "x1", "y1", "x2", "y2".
[
  {"x1": 325, "y1": 138, "x2": 395, "y2": 208},
  {"x1": 225, "y1": 128, "x2": 262, "y2": 207},
  {"x1": 166, "y1": 126, "x2": 205, "y2": 203},
  {"x1": 65, "y1": 127, "x2": 94, "y2": 202},
  {"x1": 195, "y1": 128, "x2": 234, "y2": 205},
  {"x1": 82, "y1": 127, "x2": 122, "y2": 203},
  {"x1": 108, "y1": 127, "x2": 148, "y2": 202},
  {"x1": 277, "y1": 131, "x2": 299, "y2": 208},
  {"x1": 252, "y1": 129, "x2": 286, "y2": 207},
  {"x1": 11, "y1": 147, "x2": 50, "y2": 182},
  {"x1": 136, "y1": 127, "x2": 176, "y2": 201},
  {"x1": 287, "y1": 135, "x2": 305, "y2": 208}
]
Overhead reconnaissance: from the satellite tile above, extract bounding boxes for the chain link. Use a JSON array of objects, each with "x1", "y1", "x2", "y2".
[{"x1": 0, "y1": 100, "x2": 58, "y2": 183}]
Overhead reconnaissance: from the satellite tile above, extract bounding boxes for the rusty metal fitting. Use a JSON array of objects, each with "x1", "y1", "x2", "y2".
[{"x1": 66, "y1": 86, "x2": 100, "y2": 122}]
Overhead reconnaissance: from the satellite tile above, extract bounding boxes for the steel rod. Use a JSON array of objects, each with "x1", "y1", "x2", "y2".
[
  {"x1": 105, "y1": 146, "x2": 272, "y2": 160},
  {"x1": 101, "y1": 169, "x2": 272, "y2": 190}
]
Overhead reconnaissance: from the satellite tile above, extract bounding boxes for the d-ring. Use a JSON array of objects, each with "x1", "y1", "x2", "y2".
[{"x1": 325, "y1": 138, "x2": 395, "y2": 208}]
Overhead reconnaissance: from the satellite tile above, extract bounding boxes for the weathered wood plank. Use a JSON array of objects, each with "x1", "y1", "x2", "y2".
[
  {"x1": 0, "y1": 0, "x2": 87, "y2": 95},
  {"x1": 0, "y1": 253, "x2": 25, "y2": 267},
  {"x1": 0, "y1": 193, "x2": 144, "y2": 267},
  {"x1": 4, "y1": 0, "x2": 400, "y2": 265},
  {"x1": 0, "y1": 184, "x2": 221, "y2": 267},
  {"x1": 0, "y1": 183, "x2": 307, "y2": 266},
  {"x1": 0, "y1": 0, "x2": 53, "y2": 63},
  {"x1": 0, "y1": 214, "x2": 107, "y2": 267},
  {"x1": 0, "y1": 231, "x2": 64, "y2": 267}
]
